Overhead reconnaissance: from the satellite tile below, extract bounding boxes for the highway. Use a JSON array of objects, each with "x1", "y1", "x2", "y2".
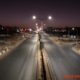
[
  {"x1": 40, "y1": 32, "x2": 80, "y2": 80},
  {"x1": 0, "y1": 34, "x2": 38, "y2": 80},
  {"x1": 0, "y1": 32, "x2": 80, "y2": 80}
]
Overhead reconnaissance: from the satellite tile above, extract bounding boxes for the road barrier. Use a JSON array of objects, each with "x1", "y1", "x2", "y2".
[{"x1": 37, "y1": 34, "x2": 56, "y2": 80}]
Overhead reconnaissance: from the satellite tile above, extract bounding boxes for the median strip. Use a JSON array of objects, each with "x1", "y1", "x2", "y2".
[{"x1": 37, "y1": 35, "x2": 56, "y2": 80}]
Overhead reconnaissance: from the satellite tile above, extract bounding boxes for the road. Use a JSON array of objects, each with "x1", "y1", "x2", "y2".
[
  {"x1": 0, "y1": 34, "x2": 38, "y2": 80},
  {"x1": 40, "y1": 32, "x2": 80, "y2": 80},
  {"x1": 0, "y1": 32, "x2": 80, "y2": 80}
]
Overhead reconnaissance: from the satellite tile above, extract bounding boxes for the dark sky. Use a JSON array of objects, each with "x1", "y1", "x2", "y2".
[{"x1": 0, "y1": 0, "x2": 80, "y2": 27}]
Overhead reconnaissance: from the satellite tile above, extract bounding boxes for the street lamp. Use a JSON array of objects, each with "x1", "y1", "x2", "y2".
[
  {"x1": 72, "y1": 27, "x2": 75, "y2": 31},
  {"x1": 32, "y1": 15, "x2": 36, "y2": 20},
  {"x1": 36, "y1": 23, "x2": 38, "y2": 26},
  {"x1": 32, "y1": 15, "x2": 53, "y2": 31},
  {"x1": 29, "y1": 28, "x2": 32, "y2": 32},
  {"x1": 71, "y1": 27, "x2": 75, "y2": 40},
  {"x1": 48, "y1": 16, "x2": 52, "y2": 20}
]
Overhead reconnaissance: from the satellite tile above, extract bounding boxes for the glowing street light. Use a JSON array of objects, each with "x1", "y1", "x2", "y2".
[
  {"x1": 72, "y1": 27, "x2": 75, "y2": 31},
  {"x1": 48, "y1": 16, "x2": 52, "y2": 20},
  {"x1": 32, "y1": 15, "x2": 36, "y2": 20},
  {"x1": 32, "y1": 15, "x2": 53, "y2": 31},
  {"x1": 36, "y1": 23, "x2": 38, "y2": 26},
  {"x1": 29, "y1": 28, "x2": 32, "y2": 32}
]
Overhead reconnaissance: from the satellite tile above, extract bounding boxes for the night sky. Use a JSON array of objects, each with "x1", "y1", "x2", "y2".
[{"x1": 0, "y1": 0, "x2": 80, "y2": 27}]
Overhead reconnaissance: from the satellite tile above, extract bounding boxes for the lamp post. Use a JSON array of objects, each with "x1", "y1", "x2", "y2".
[
  {"x1": 72, "y1": 27, "x2": 75, "y2": 40},
  {"x1": 48, "y1": 16, "x2": 52, "y2": 20},
  {"x1": 32, "y1": 15, "x2": 37, "y2": 20},
  {"x1": 48, "y1": 16, "x2": 53, "y2": 27},
  {"x1": 32, "y1": 15, "x2": 53, "y2": 32}
]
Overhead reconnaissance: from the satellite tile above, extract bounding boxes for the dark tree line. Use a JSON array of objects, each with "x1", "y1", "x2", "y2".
[
  {"x1": 44, "y1": 26, "x2": 80, "y2": 37},
  {"x1": 0, "y1": 25, "x2": 20, "y2": 35}
]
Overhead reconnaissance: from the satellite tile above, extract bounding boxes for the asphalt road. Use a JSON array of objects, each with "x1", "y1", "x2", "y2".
[
  {"x1": 40, "y1": 32, "x2": 80, "y2": 80},
  {"x1": 0, "y1": 32, "x2": 80, "y2": 80},
  {"x1": 0, "y1": 34, "x2": 38, "y2": 80}
]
